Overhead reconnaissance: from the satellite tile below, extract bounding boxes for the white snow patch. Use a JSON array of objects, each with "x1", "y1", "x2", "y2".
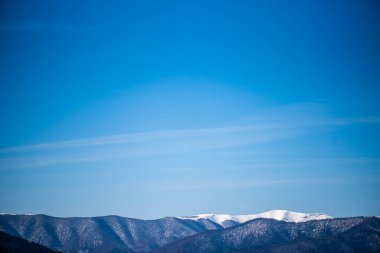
[{"x1": 178, "y1": 210, "x2": 332, "y2": 227}]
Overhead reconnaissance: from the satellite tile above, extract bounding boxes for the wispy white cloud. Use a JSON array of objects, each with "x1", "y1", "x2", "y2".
[
  {"x1": 0, "y1": 126, "x2": 255, "y2": 153},
  {"x1": 0, "y1": 127, "x2": 304, "y2": 169},
  {"x1": 1, "y1": 103, "x2": 379, "y2": 169},
  {"x1": 0, "y1": 103, "x2": 358, "y2": 154}
]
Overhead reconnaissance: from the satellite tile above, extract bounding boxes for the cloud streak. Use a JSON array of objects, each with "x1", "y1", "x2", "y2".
[
  {"x1": 1, "y1": 103, "x2": 379, "y2": 169},
  {"x1": 0, "y1": 126, "x2": 257, "y2": 153},
  {"x1": 0, "y1": 126, "x2": 304, "y2": 169}
]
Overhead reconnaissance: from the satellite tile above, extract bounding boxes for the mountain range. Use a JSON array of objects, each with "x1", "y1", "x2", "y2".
[
  {"x1": 154, "y1": 217, "x2": 380, "y2": 253},
  {"x1": 0, "y1": 210, "x2": 378, "y2": 253}
]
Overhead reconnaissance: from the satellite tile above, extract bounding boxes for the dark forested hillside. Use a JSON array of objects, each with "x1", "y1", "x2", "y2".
[{"x1": 0, "y1": 231, "x2": 60, "y2": 253}]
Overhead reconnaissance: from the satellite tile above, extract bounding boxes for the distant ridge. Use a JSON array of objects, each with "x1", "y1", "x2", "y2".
[
  {"x1": 2, "y1": 211, "x2": 376, "y2": 253},
  {"x1": 153, "y1": 217, "x2": 380, "y2": 253},
  {"x1": 0, "y1": 213, "x2": 220, "y2": 253}
]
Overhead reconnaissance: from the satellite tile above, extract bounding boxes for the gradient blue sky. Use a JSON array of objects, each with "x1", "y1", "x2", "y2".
[{"x1": 0, "y1": 0, "x2": 379, "y2": 219}]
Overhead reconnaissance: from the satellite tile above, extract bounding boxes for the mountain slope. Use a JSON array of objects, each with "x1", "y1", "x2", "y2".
[
  {"x1": 0, "y1": 210, "x2": 335, "y2": 253},
  {"x1": 0, "y1": 214, "x2": 221, "y2": 253},
  {"x1": 153, "y1": 217, "x2": 380, "y2": 253},
  {"x1": 0, "y1": 231, "x2": 60, "y2": 253},
  {"x1": 178, "y1": 210, "x2": 332, "y2": 228}
]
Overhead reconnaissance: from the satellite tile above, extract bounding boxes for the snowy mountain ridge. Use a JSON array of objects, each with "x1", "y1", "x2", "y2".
[
  {"x1": 178, "y1": 210, "x2": 332, "y2": 227},
  {"x1": 153, "y1": 217, "x2": 380, "y2": 253},
  {"x1": 1, "y1": 211, "x2": 378, "y2": 253}
]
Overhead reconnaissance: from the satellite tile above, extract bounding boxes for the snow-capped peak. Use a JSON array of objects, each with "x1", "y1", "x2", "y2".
[{"x1": 178, "y1": 210, "x2": 332, "y2": 227}]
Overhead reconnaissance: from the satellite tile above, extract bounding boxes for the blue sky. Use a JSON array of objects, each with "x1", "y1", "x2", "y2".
[{"x1": 0, "y1": 0, "x2": 379, "y2": 219}]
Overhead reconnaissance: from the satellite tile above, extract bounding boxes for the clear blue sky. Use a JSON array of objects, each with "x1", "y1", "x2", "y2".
[{"x1": 0, "y1": 0, "x2": 379, "y2": 219}]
